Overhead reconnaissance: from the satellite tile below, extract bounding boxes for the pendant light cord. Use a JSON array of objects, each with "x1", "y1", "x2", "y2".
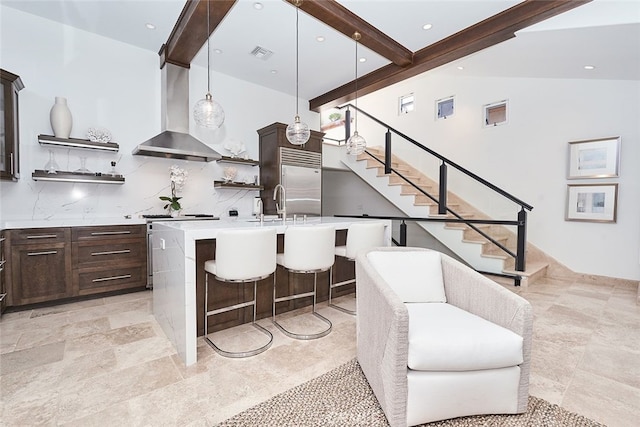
[
  {"x1": 354, "y1": 33, "x2": 359, "y2": 132},
  {"x1": 295, "y1": 6, "x2": 300, "y2": 116},
  {"x1": 206, "y1": 0, "x2": 211, "y2": 93}
]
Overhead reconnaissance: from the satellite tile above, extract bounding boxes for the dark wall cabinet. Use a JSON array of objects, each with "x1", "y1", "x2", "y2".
[
  {"x1": 5, "y1": 224, "x2": 147, "y2": 307},
  {"x1": 257, "y1": 122, "x2": 324, "y2": 215},
  {"x1": 0, "y1": 69, "x2": 24, "y2": 181}
]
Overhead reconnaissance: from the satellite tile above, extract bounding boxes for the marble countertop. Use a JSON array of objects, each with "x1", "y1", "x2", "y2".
[
  {"x1": 153, "y1": 216, "x2": 381, "y2": 240},
  {"x1": 0, "y1": 216, "x2": 147, "y2": 230},
  {"x1": 0, "y1": 215, "x2": 377, "y2": 231}
]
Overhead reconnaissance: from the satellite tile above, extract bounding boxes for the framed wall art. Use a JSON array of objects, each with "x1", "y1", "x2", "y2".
[
  {"x1": 565, "y1": 183, "x2": 618, "y2": 223},
  {"x1": 567, "y1": 137, "x2": 620, "y2": 179}
]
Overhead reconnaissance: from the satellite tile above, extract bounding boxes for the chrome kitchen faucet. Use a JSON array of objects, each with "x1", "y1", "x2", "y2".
[{"x1": 273, "y1": 184, "x2": 287, "y2": 221}]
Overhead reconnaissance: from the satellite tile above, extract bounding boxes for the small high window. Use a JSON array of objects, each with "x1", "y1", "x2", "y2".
[
  {"x1": 484, "y1": 100, "x2": 508, "y2": 127},
  {"x1": 436, "y1": 96, "x2": 454, "y2": 120},
  {"x1": 398, "y1": 93, "x2": 415, "y2": 115}
]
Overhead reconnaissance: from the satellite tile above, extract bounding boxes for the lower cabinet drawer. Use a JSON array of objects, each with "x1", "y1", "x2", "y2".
[
  {"x1": 74, "y1": 240, "x2": 146, "y2": 267},
  {"x1": 74, "y1": 265, "x2": 146, "y2": 295}
]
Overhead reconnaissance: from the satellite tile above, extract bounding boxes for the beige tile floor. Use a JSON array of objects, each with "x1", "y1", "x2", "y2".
[{"x1": 0, "y1": 278, "x2": 638, "y2": 426}]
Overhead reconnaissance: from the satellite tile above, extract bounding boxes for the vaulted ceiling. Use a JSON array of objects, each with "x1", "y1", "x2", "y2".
[
  {"x1": 162, "y1": 0, "x2": 591, "y2": 111},
  {"x1": 3, "y1": 0, "x2": 639, "y2": 112}
]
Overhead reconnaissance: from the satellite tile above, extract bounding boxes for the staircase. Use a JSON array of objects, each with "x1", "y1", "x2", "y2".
[{"x1": 342, "y1": 146, "x2": 550, "y2": 286}]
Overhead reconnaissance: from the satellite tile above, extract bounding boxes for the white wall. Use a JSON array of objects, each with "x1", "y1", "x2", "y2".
[
  {"x1": 332, "y1": 73, "x2": 640, "y2": 281},
  {"x1": 0, "y1": 6, "x2": 318, "y2": 221}
]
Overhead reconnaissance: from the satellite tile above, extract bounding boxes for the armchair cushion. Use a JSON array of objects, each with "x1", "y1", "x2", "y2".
[
  {"x1": 367, "y1": 250, "x2": 446, "y2": 303},
  {"x1": 406, "y1": 302, "x2": 524, "y2": 371}
]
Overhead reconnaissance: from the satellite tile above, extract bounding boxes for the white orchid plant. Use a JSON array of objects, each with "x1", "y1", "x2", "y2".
[{"x1": 160, "y1": 165, "x2": 188, "y2": 212}]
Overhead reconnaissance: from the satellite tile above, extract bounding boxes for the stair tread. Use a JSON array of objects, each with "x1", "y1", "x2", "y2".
[{"x1": 503, "y1": 262, "x2": 549, "y2": 277}]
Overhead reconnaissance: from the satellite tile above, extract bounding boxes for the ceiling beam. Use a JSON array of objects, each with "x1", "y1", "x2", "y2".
[
  {"x1": 309, "y1": 0, "x2": 591, "y2": 112},
  {"x1": 284, "y1": 0, "x2": 413, "y2": 67},
  {"x1": 159, "y1": 0, "x2": 237, "y2": 69}
]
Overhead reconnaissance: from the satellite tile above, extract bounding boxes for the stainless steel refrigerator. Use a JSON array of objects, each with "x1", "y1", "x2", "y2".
[{"x1": 280, "y1": 147, "x2": 322, "y2": 216}]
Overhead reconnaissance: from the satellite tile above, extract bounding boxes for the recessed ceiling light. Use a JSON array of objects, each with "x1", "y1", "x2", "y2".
[
  {"x1": 214, "y1": 48, "x2": 223, "y2": 54},
  {"x1": 359, "y1": 57, "x2": 366, "y2": 63},
  {"x1": 270, "y1": 70, "x2": 278, "y2": 74},
  {"x1": 456, "y1": 66, "x2": 464, "y2": 70},
  {"x1": 253, "y1": 2, "x2": 263, "y2": 10},
  {"x1": 145, "y1": 23, "x2": 156, "y2": 30},
  {"x1": 422, "y1": 24, "x2": 433, "y2": 30},
  {"x1": 584, "y1": 65, "x2": 595, "y2": 70},
  {"x1": 316, "y1": 36, "x2": 325, "y2": 42}
]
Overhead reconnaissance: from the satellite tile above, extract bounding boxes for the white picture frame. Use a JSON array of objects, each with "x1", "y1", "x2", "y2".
[
  {"x1": 565, "y1": 183, "x2": 618, "y2": 223},
  {"x1": 567, "y1": 137, "x2": 620, "y2": 179}
]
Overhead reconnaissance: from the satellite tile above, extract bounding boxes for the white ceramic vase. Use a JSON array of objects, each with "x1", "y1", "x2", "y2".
[{"x1": 50, "y1": 96, "x2": 73, "y2": 138}]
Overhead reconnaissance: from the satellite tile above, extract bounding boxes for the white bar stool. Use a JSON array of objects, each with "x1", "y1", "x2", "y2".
[
  {"x1": 204, "y1": 228, "x2": 276, "y2": 358},
  {"x1": 272, "y1": 225, "x2": 335, "y2": 340},
  {"x1": 331, "y1": 222, "x2": 387, "y2": 314}
]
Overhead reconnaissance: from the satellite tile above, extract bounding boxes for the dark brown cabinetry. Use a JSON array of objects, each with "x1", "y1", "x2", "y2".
[
  {"x1": 257, "y1": 122, "x2": 324, "y2": 215},
  {"x1": 0, "y1": 69, "x2": 24, "y2": 181},
  {"x1": 7, "y1": 228, "x2": 73, "y2": 306},
  {"x1": 0, "y1": 232, "x2": 6, "y2": 314},
  {"x1": 72, "y1": 225, "x2": 147, "y2": 296},
  {"x1": 5, "y1": 224, "x2": 147, "y2": 308}
]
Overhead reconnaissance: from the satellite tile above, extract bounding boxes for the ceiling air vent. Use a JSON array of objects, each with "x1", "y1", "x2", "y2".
[{"x1": 250, "y1": 46, "x2": 274, "y2": 60}]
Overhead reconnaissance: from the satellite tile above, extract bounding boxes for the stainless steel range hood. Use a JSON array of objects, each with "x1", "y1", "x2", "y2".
[{"x1": 132, "y1": 63, "x2": 222, "y2": 162}]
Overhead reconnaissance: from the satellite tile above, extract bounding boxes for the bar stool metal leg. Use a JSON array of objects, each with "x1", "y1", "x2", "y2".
[
  {"x1": 272, "y1": 269, "x2": 332, "y2": 340},
  {"x1": 204, "y1": 272, "x2": 273, "y2": 358},
  {"x1": 329, "y1": 265, "x2": 357, "y2": 315}
]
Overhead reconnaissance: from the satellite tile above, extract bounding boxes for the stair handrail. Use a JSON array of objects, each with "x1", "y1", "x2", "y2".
[
  {"x1": 365, "y1": 152, "x2": 517, "y2": 260},
  {"x1": 337, "y1": 103, "x2": 533, "y2": 211},
  {"x1": 337, "y1": 103, "x2": 533, "y2": 273}
]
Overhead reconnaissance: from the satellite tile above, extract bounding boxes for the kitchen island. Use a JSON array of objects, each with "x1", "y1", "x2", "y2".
[{"x1": 151, "y1": 216, "x2": 392, "y2": 366}]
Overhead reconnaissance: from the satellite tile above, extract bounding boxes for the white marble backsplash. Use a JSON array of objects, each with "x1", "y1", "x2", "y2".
[{"x1": 0, "y1": 140, "x2": 260, "y2": 223}]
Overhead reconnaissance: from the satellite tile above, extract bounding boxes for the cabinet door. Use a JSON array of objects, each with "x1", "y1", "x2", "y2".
[
  {"x1": 10, "y1": 242, "x2": 73, "y2": 305},
  {"x1": 0, "y1": 69, "x2": 23, "y2": 181},
  {"x1": 0, "y1": 234, "x2": 6, "y2": 313}
]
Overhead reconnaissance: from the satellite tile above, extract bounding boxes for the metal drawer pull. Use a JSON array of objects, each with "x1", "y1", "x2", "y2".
[
  {"x1": 90, "y1": 231, "x2": 132, "y2": 236},
  {"x1": 26, "y1": 234, "x2": 58, "y2": 239},
  {"x1": 92, "y1": 274, "x2": 132, "y2": 283},
  {"x1": 0, "y1": 237, "x2": 5, "y2": 242},
  {"x1": 0, "y1": 293, "x2": 6, "y2": 302},
  {"x1": 27, "y1": 250, "x2": 58, "y2": 256},
  {"x1": 91, "y1": 249, "x2": 131, "y2": 256}
]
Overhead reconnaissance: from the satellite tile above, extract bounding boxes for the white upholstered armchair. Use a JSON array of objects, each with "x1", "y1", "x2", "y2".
[{"x1": 356, "y1": 247, "x2": 533, "y2": 427}]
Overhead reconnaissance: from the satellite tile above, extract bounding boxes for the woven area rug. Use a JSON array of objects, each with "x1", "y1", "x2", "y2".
[{"x1": 217, "y1": 359, "x2": 605, "y2": 427}]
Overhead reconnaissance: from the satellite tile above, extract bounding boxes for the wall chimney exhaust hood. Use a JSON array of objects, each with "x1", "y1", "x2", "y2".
[{"x1": 132, "y1": 63, "x2": 222, "y2": 162}]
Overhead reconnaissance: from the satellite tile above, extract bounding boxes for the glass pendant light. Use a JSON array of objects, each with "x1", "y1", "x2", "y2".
[
  {"x1": 194, "y1": 0, "x2": 225, "y2": 128},
  {"x1": 286, "y1": 1, "x2": 310, "y2": 145},
  {"x1": 346, "y1": 31, "x2": 366, "y2": 155}
]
